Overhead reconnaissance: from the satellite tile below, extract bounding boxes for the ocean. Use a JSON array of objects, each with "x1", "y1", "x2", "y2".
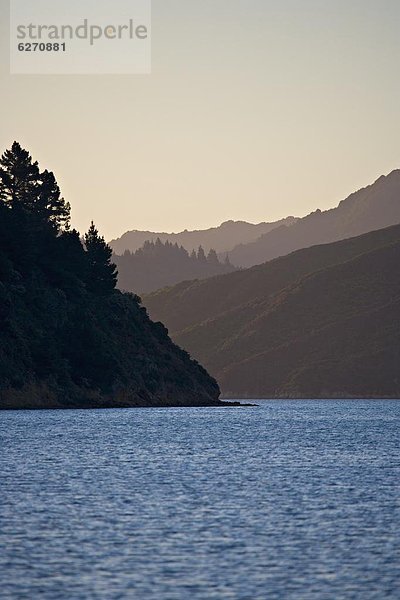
[{"x1": 1, "y1": 400, "x2": 399, "y2": 599}]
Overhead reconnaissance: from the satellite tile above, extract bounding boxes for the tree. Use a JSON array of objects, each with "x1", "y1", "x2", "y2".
[
  {"x1": 197, "y1": 245, "x2": 207, "y2": 262},
  {"x1": 224, "y1": 253, "x2": 232, "y2": 267},
  {"x1": 84, "y1": 222, "x2": 118, "y2": 295},
  {"x1": 0, "y1": 141, "x2": 39, "y2": 207},
  {"x1": 207, "y1": 248, "x2": 219, "y2": 265},
  {"x1": 57, "y1": 229, "x2": 88, "y2": 281},
  {"x1": 36, "y1": 170, "x2": 70, "y2": 231},
  {"x1": 0, "y1": 141, "x2": 70, "y2": 231}
]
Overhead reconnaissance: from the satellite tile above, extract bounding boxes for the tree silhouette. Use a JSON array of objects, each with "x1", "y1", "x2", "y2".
[
  {"x1": 224, "y1": 254, "x2": 232, "y2": 266},
  {"x1": 85, "y1": 222, "x2": 118, "y2": 295},
  {"x1": 0, "y1": 142, "x2": 39, "y2": 207},
  {"x1": 36, "y1": 170, "x2": 70, "y2": 231},
  {"x1": 197, "y1": 245, "x2": 207, "y2": 262},
  {"x1": 113, "y1": 238, "x2": 236, "y2": 294},
  {"x1": 207, "y1": 249, "x2": 219, "y2": 265},
  {"x1": 0, "y1": 142, "x2": 70, "y2": 231}
]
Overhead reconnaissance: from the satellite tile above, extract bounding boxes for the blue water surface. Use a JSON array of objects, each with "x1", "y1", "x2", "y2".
[{"x1": 1, "y1": 400, "x2": 400, "y2": 599}]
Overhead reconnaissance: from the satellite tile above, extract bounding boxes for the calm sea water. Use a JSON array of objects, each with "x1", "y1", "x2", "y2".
[{"x1": 1, "y1": 400, "x2": 400, "y2": 599}]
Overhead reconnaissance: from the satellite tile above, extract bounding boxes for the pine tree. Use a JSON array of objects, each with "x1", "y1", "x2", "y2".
[
  {"x1": 0, "y1": 141, "x2": 39, "y2": 207},
  {"x1": 36, "y1": 170, "x2": 71, "y2": 231},
  {"x1": 197, "y1": 245, "x2": 207, "y2": 262},
  {"x1": 0, "y1": 141, "x2": 70, "y2": 231},
  {"x1": 207, "y1": 248, "x2": 219, "y2": 265},
  {"x1": 84, "y1": 222, "x2": 118, "y2": 295},
  {"x1": 224, "y1": 254, "x2": 232, "y2": 266}
]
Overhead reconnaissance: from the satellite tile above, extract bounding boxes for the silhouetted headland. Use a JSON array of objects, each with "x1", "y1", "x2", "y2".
[{"x1": 0, "y1": 142, "x2": 245, "y2": 410}]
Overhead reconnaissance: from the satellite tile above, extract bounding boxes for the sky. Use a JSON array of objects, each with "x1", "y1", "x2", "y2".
[{"x1": 0, "y1": 0, "x2": 399, "y2": 240}]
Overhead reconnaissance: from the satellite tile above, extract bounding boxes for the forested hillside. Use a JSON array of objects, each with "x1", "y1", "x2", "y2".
[
  {"x1": 0, "y1": 143, "x2": 222, "y2": 409},
  {"x1": 114, "y1": 240, "x2": 235, "y2": 294}
]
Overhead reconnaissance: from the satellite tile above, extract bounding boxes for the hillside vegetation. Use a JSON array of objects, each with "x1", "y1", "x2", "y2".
[
  {"x1": 114, "y1": 240, "x2": 235, "y2": 294},
  {"x1": 0, "y1": 143, "x2": 222, "y2": 409}
]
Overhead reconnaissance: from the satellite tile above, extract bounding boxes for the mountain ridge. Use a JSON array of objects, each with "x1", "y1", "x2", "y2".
[
  {"x1": 109, "y1": 217, "x2": 297, "y2": 255},
  {"x1": 217, "y1": 242, "x2": 400, "y2": 398},
  {"x1": 227, "y1": 170, "x2": 400, "y2": 267},
  {"x1": 145, "y1": 224, "x2": 400, "y2": 398}
]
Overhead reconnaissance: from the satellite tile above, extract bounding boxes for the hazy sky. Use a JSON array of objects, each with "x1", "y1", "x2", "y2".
[{"x1": 1, "y1": 0, "x2": 399, "y2": 240}]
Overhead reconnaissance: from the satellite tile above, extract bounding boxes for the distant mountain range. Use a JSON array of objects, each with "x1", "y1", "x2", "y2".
[
  {"x1": 114, "y1": 239, "x2": 236, "y2": 295},
  {"x1": 109, "y1": 217, "x2": 297, "y2": 255},
  {"x1": 145, "y1": 224, "x2": 400, "y2": 398},
  {"x1": 227, "y1": 170, "x2": 400, "y2": 266},
  {"x1": 111, "y1": 171, "x2": 400, "y2": 276}
]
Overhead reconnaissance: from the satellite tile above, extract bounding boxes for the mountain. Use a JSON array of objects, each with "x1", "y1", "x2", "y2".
[
  {"x1": 114, "y1": 239, "x2": 236, "y2": 295},
  {"x1": 228, "y1": 170, "x2": 400, "y2": 267},
  {"x1": 0, "y1": 142, "x2": 224, "y2": 409},
  {"x1": 144, "y1": 224, "x2": 400, "y2": 398},
  {"x1": 109, "y1": 217, "x2": 297, "y2": 255}
]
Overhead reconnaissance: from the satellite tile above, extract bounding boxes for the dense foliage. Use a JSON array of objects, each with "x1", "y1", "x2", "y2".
[
  {"x1": 0, "y1": 143, "x2": 220, "y2": 408},
  {"x1": 114, "y1": 239, "x2": 235, "y2": 294}
]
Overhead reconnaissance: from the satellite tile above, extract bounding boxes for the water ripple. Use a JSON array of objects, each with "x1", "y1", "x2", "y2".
[{"x1": 1, "y1": 400, "x2": 400, "y2": 599}]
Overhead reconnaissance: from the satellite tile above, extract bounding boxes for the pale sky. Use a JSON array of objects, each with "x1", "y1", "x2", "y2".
[{"x1": 1, "y1": 0, "x2": 399, "y2": 240}]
